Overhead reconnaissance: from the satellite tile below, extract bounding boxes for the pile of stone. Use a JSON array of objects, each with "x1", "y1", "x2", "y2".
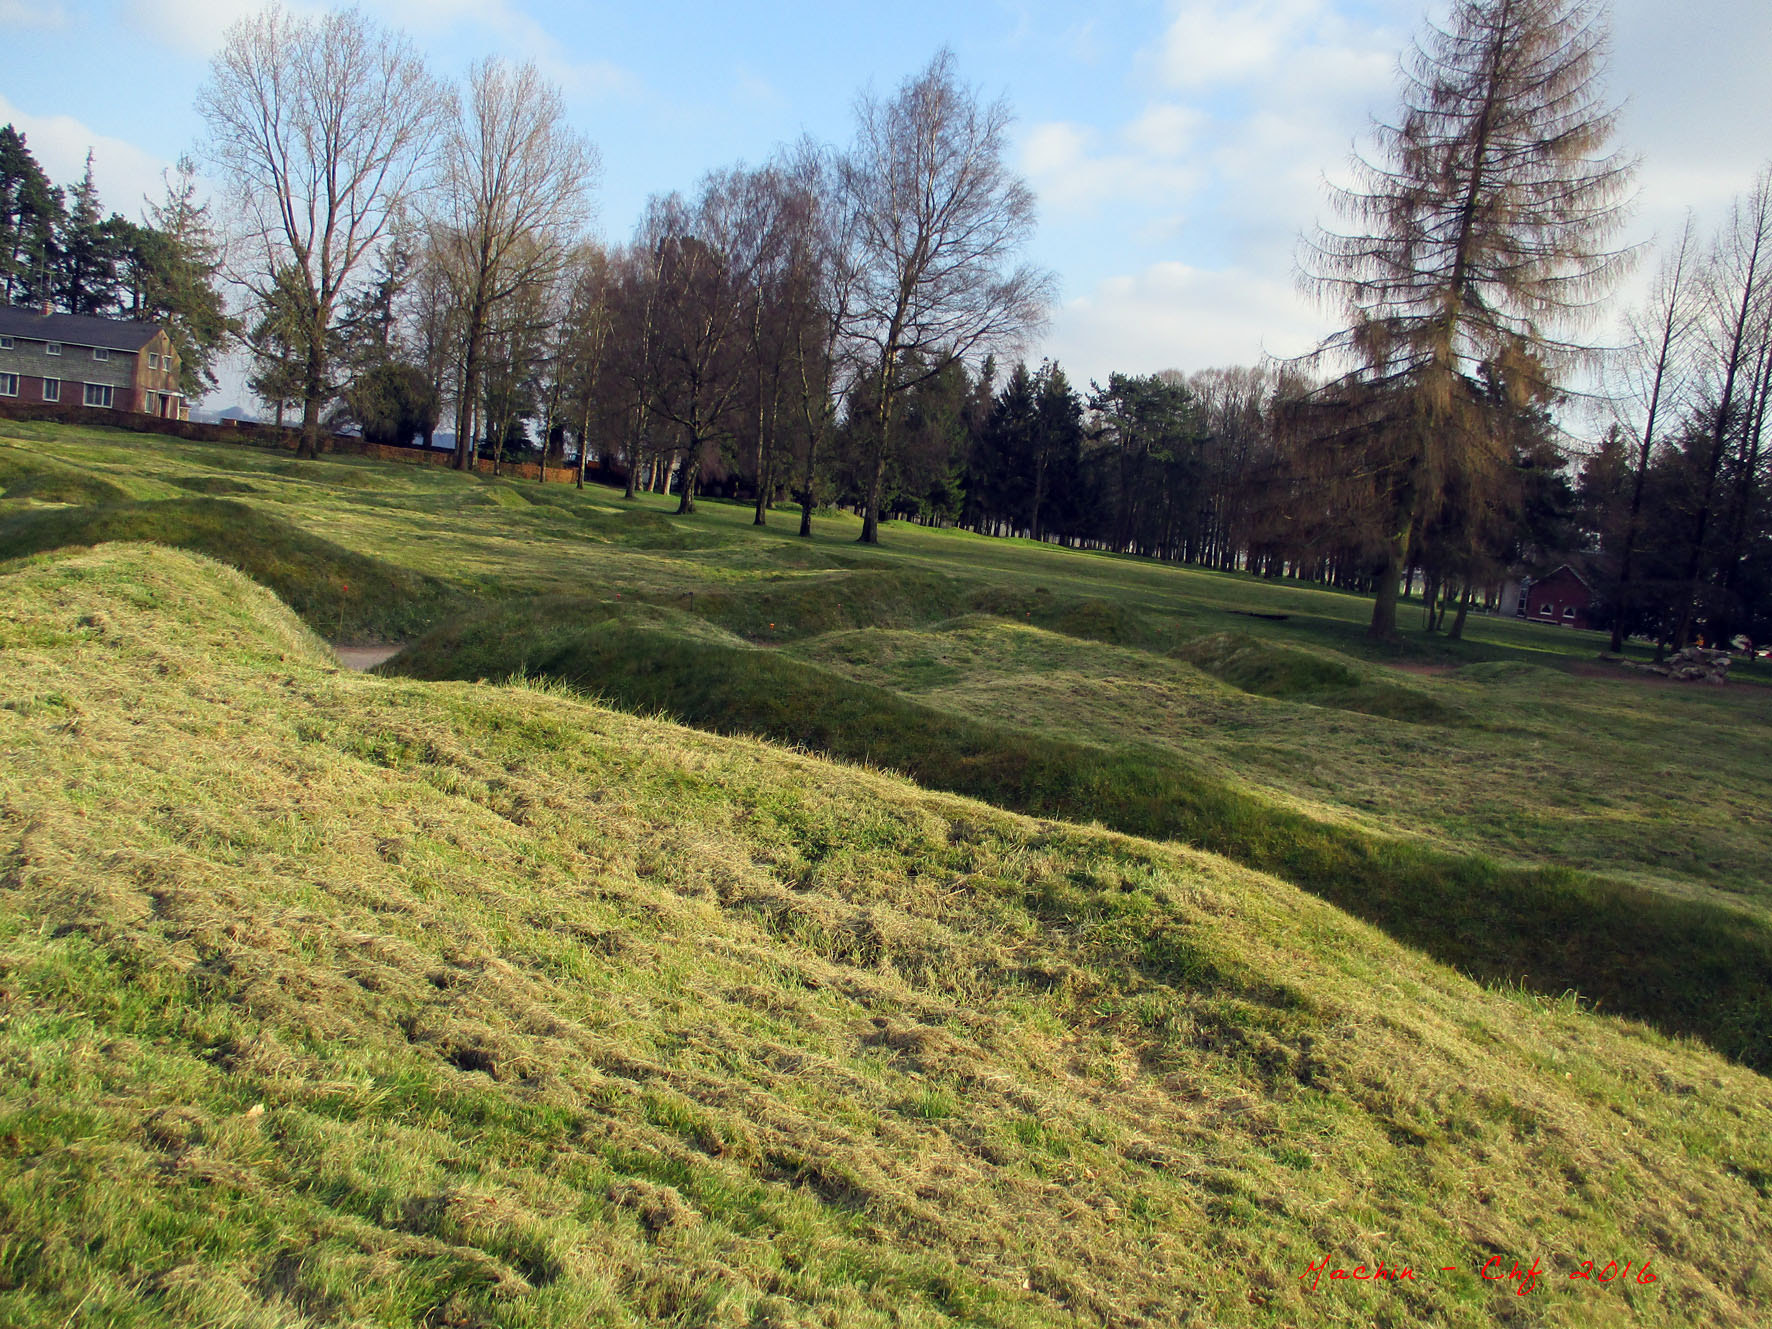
[{"x1": 1605, "y1": 646, "x2": 1734, "y2": 684}]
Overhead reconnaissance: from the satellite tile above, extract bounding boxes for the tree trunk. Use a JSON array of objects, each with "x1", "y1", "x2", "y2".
[
  {"x1": 1448, "y1": 578, "x2": 1474, "y2": 640},
  {"x1": 297, "y1": 330, "x2": 325, "y2": 460},
  {"x1": 859, "y1": 355, "x2": 896, "y2": 545},
  {"x1": 676, "y1": 445, "x2": 698, "y2": 514}
]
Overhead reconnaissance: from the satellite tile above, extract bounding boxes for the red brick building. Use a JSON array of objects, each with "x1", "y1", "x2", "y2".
[
  {"x1": 1523, "y1": 564, "x2": 1593, "y2": 629},
  {"x1": 0, "y1": 309, "x2": 187, "y2": 419}
]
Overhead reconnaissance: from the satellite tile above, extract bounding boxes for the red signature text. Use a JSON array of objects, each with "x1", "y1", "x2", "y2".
[
  {"x1": 1299, "y1": 1256, "x2": 1416, "y2": 1292},
  {"x1": 1481, "y1": 1256, "x2": 1544, "y2": 1296},
  {"x1": 1302, "y1": 1254, "x2": 1657, "y2": 1296}
]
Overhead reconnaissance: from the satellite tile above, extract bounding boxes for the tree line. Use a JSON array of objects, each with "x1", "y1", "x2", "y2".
[{"x1": 12, "y1": 0, "x2": 1771, "y2": 646}]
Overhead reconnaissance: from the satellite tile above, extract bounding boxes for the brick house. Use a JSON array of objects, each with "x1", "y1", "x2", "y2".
[
  {"x1": 0, "y1": 309, "x2": 187, "y2": 420},
  {"x1": 1522, "y1": 564, "x2": 1594, "y2": 629}
]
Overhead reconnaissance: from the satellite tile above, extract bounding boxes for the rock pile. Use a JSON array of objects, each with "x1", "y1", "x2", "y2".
[{"x1": 1605, "y1": 646, "x2": 1734, "y2": 684}]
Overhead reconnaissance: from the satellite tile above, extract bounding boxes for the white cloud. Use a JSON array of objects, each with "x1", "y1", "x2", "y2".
[
  {"x1": 0, "y1": 0, "x2": 69, "y2": 29},
  {"x1": 734, "y1": 65, "x2": 787, "y2": 112},
  {"x1": 1156, "y1": 0, "x2": 1327, "y2": 88},
  {"x1": 1021, "y1": 119, "x2": 1203, "y2": 218},
  {"x1": 129, "y1": 0, "x2": 642, "y2": 102},
  {"x1": 0, "y1": 94, "x2": 174, "y2": 220},
  {"x1": 1123, "y1": 103, "x2": 1207, "y2": 159},
  {"x1": 1042, "y1": 261, "x2": 1331, "y2": 384},
  {"x1": 141, "y1": 0, "x2": 301, "y2": 52}
]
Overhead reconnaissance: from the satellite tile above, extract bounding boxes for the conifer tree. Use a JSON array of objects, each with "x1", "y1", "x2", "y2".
[
  {"x1": 53, "y1": 152, "x2": 121, "y2": 315},
  {"x1": 1304, "y1": 0, "x2": 1636, "y2": 637},
  {"x1": 0, "y1": 125, "x2": 61, "y2": 308}
]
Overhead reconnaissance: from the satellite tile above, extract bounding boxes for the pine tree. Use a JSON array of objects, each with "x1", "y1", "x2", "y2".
[
  {"x1": 0, "y1": 125, "x2": 62, "y2": 308},
  {"x1": 132, "y1": 157, "x2": 235, "y2": 399},
  {"x1": 54, "y1": 152, "x2": 122, "y2": 315},
  {"x1": 1304, "y1": 0, "x2": 1635, "y2": 637}
]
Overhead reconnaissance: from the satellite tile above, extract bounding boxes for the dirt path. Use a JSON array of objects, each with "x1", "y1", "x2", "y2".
[{"x1": 334, "y1": 645, "x2": 404, "y2": 671}]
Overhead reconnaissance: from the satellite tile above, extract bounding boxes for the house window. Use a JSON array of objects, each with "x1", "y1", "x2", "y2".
[
  {"x1": 92, "y1": 347, "x2": 109, "y2": 361},
  {"x1": 147, "y1": 353, "x2": 159, "y2": 370},
  {"x1": 1538, "y1": 603, "x2": 1553, "y2": 616},
  {"x1": 45, "y1": 342, "x2": 61, "y2": 356},
  {"x1": 1563, "y1": 606, "x2": 1576, "y2": 619},
  {"x1": 83, "y1": 383, "x2": 113, "y2": 408},
  {"x1": 0, "y1": 373, "x2": 16, "y2": 397},
  {"x1": 0, "y1": 335, "x2": 12, "y2": 349},
  {"x1": 42, "y1": 378, "x2": 59, "y2": 402}
]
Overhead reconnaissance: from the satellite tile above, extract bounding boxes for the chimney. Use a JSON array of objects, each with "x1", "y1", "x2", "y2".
[{"x1": 40, "y1": 299, "x2": 51, "y2": 315}]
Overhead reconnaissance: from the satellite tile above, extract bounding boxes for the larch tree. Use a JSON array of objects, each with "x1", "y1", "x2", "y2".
[
  {"x1": 1303, "y1": 0, "x2": 1636, "y2": 637},
  {"x1": 429, "y1": 58, "x2": 598, "y2": 471},
  {"x1": 198, "y1": 6, "x2": 447, "y2": 459},
  {"x1": 840, "y1": 50, "x2": 1052, "y2": 545}
]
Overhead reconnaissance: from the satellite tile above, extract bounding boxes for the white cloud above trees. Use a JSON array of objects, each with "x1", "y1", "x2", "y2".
[{"x1": 0, "y1": 93, "x2": 173, "y2": 221}]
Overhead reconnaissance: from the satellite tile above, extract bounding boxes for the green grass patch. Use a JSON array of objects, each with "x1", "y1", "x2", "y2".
[
  {"x1": 0, "y1": 496, "x2": 461, "y2": 641},
  {"x1": 0, "y1": 444, "x2": 134, "y2": 507},
  {"x1": 1178, "y1": 631, "x2": 1463, "y2": 724},
  {"x1": 391, "y1": 604, "x2": 1772, "y2": 1071},
  {"x1": 2, "y1": 543, "x2": 1769, "y2": 1327}
]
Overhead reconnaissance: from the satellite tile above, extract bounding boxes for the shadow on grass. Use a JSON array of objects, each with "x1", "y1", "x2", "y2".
[
  {"x1": 392, "y1": 604, "x2": 1772, "y2": 1074},
  {"x1": 0, "y1": 497, "x2": 463, "y2": 641}
]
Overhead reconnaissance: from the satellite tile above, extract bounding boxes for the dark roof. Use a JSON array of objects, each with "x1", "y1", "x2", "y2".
[
  {"x1": 1531, "y1": 563, "x2": 1591, "y2": 590},
  {"x1": 0, "y1": 308, "x2": 164, "y2": 352}
]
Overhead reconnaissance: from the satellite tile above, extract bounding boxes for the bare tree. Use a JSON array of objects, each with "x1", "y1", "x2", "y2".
[
  {"x1": 1302, "y1": 0, "x2": 1635, "y2": 636},
  {"x1": 430, "y1": 58, "x2": 598, "y2": 471},
  {"x1": 780, "y1": 139, "x2": 861, "y2": 539},
  {"x1": 543, "y1": 244, "x2": 614, "y2": 488},
  {"x1": 1672, "y1": 167, "x2": 1772, "y2": 648},
  {"x1": 1605, "y1": 214, "x2": 1699, "y2": 650},
  {"x1": 841, "y1": 50, "x2": 1053, "y2": 544},
  {"x1": 640, "y1": 176, "x2": 762, "y2": 514},
  {"x1": 607, "y1": 238, "x2": 670, "y2": 499},
  {"x1": 197, "y1": 6, "x2": 447, "y2": 458}
]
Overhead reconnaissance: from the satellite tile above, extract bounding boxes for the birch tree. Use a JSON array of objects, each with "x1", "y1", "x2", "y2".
[
  {"x1": 841, "y1": 50, "x2": 1052, "y2": 545},
  {"x1": 198, "y1": 6, "x2": 446, "y2": 458},
  {"x1": 430, "y1": 58, "x2": 597, "y2": 470}
]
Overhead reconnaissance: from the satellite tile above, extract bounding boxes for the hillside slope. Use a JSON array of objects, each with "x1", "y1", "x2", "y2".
[{"x1": 2, "y1": 544, "x2": 1769, "y2": 1327}]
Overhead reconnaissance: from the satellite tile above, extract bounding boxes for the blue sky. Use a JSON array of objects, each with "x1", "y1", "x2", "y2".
[{"x1": 2, "y1": 0, "x2": 1769, "y2": 407}]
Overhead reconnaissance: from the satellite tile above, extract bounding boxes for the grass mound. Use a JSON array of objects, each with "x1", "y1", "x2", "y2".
[
  {"x1": 168, "y1": 475, "x2": 262, "y2": 496},
  {"x1": 267, "y1": 458, "x2": 400, "y2": 489},
  {"x1": 0, "y1": 496, "x2": 460, "y2": 641},
  {"x1": 607, "y1": 508, "x2": 728, "y2": 549},
  {"x1": 966, "y1": 586, "x2": 1176, "y2": 650},
  {"x1": 391, "y1": 605, "x2": 1772, "y2": 1071},
  {"x1": 664, "y1": 567, "x2": 973, "y2": 640},
  {"x1": 1179, "y1": 631, "x2": 1461, "y2": 724},
  {"x1": 2, "y1": 544, "x2": 1769, "y2": 1327},
  {"x1": 0, "y1": 445, "x2": 134, "y2": 507}
]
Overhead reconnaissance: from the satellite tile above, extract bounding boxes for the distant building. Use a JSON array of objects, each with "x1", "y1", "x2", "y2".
[
  {"x1": 0, "y1": 309, "x2": 187, "y2": 420},
  {"x1": 1522, "y1": 564, "x2": 1593, "y2": 629},
  {"x1": 1497, "y1": 577, "x2": 1525, "y2": 618}
]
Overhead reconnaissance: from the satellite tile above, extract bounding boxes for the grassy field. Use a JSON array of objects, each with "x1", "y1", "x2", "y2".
[
  {"x1": 3, "y1": 422, "x2": 1772, "y2": 1324},
  {"x1": 2, "y1": 542, "x2": 1769, "y2": 1328}
]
